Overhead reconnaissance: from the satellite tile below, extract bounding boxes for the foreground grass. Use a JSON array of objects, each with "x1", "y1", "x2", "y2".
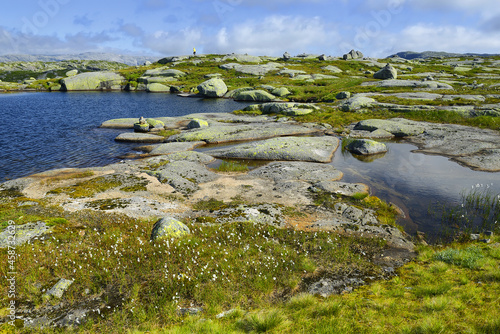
[
  {"x1": 144, "y1": 241, "x2": 500, "y2": 334},
  {"x1": 0, "y1": 196, "x2": 499, "y2": 333},
  {"x1": 0, "y1": 199, "x2": 385, "y2": 333}
]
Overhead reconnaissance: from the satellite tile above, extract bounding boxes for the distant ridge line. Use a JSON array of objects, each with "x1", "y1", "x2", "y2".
[
  {"x1": 0, "y1": 52, "x2": 160, "y2": 66},
  {"x1": 389, "y1": 51, "x2": 500, "y2": 60}
]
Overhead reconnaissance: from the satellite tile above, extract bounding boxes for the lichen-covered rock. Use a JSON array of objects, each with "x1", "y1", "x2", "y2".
[
  {"x1": 220, "y1": 62, "x2": 283, "y2": 76},
  {"x1": 147, "y1": 83, "x2": 170, "y2": 92},
  {"x1": 343, "y1": 50, "x2": 364, "y2": 60},
  {"x1": 311, "y1": 181, "x2": 370, "y2": 196},
  {"x1": 148, "y1": 161, "x2": 219, "y2": 194},
  {"x1": 148, "y1": 142, "x2": 205, "y2": 155},
  {"x1": 336, "y1": 92, "x2": 351, "y2": 100},
  {"x1": 197, "y1": 78, "x2": 228, "y2": 97},
  {"x1": 143, "y1": 67, "x2": 186, "y2": 78},
  {"x1": 0, "y1": 222, "x2": 52, "y2": 248},
  {"x1": 354, "y1": 119, "x2": 425, "y2": 137},
  {"x1": 341, "y1": 96, "x2": 376, "y2": 112},
  {"x1": 271, "y1": 87, "x2": 291, "y2": 97},
  {"x1": 233, "y1": 90, "x2": 277, "y2": 102},
  {"x1": 323, "y1": 65, "x2": 343, "y2": 73},
  {"x1": 205, "y1": 136, "x2": 340, "y2": 163},
  {"x1": 345, "y1": 139, "x2": 388, "y2": 155},
  {"x1": 65, "y1": 69, "x2": 78, "y2": 77},
  {"x1": 61, "y1": 72, "x2": 125, "y2": 91},
  {"x1": 134, "y1": 123, "x2": 150, "y2": 132},
  {"x1": 361, "y1": 79, "x2": 453, "y2": 90},
  {"x1": 147, "y1": 118, "x2": 165, "y2": 129},
  {"x1": 187, "y1": 119, "x2": 209, "y2": 129},
  {"x1": 168, "y1": 123, "x2": 318, "y2": 144},
  {"x1": 150, "y1": 217, "x2": 190, "y2": 241},
  {"x1": 374, "y1": 63, "x2": 398, "y2": 80},
  {"x1": 44, "y1": 279, "x2": 74, "y2": 299},
  {"x1": 115, "y1": 133, "x2": 165, "y2": 143},
  {"x1": 249, "y1": 161, "x2": 343, "y2": 183}
]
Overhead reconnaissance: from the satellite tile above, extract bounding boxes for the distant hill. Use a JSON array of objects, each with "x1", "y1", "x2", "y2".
[
  {"x1": 389, "y1": 51, "x2": 500, "y2": 60},
  {"x1": 0, "y1": 52, "x2": 160, "y2": 66}
]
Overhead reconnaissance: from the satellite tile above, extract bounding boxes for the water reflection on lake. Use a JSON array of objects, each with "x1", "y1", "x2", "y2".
[{"x1": 332, "y1": 141, "x2": 500, "y2": 237}]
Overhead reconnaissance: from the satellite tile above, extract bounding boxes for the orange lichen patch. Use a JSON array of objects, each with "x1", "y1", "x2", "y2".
[{"x1": 285, "y1": 212, "x2": 321, "y2": 231}]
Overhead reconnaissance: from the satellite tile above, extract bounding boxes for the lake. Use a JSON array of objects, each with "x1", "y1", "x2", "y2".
[
  {"x1": 0, "y1": 92, "x2": 250, "y2": 181},
  {"x1": 1, "y1": 91, "x2": 498, "y2": 237}
]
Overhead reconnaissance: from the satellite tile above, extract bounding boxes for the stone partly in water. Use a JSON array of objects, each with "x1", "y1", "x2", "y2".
[
  {"x1": 373, "y1": 63, "x2": 398, "y2": 80},
  {"x1": 146, "y1": 83, "x2": 170, "y2": 93},
  {"x1": 150, "y1": 217, "x2": 190, "y2": 241},
  {"x1": 115, "y1": 133, "x2": 165, "y2": 143},
  {"x1": 61, "y1": 72, "x2": 125, "y2": 91},
  {"x1": 197, "y1": 78, "x2": 228, "y2": 98},
  {"x1": 345, "y1": 139, "x2": 388, "y2": 155},
  {"x1": 187, "y1": 119, "x2": 209, "y2": 129}
]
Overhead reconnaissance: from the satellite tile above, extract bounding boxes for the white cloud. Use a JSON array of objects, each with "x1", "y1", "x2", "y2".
[
  {"x1": 410, "y1": 0, "x2": 500, "y2": 20},
  {"x1": 141, "y1": 28, "x2": 203, "y2": 55},
  {"x1": 394, "y1": 23, "x2": 500, "y2": 53},
  {"x1": 0, "y1": 27, "x2": 117, "y2": 55},
  {"x1": 205, "y1": 15, "x2": 340, "y2": 56}
]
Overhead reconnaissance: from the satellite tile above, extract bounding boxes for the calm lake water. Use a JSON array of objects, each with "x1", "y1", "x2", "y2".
[
  {"x1": 0, "y1": 92, "x2": 249, "y2": 180},
  {"x1": 1, "y1": 91, "x2": 498, "y2": 237}
]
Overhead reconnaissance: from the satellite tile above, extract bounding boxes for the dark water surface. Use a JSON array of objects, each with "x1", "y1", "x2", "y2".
[{"x1": 0, "y1": 92, "x2": 249, "y2": 180}]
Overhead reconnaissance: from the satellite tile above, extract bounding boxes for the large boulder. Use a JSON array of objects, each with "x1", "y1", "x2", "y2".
[
  {"x1": 197, "y1": 78, "x2": 228, "y2": 98},
  {"x1": 345, "y1": 139, "x2": 388, "y2": 155},
  {"x1": 271, "y1": 87, "x2": 291, "y2": 97},
  {"x1": 374, "y1": 63, "x2": 398, "y2": 80},
  {"x1": 61, "y1": 72, "x2": 125, "y2": 91},
  {"x1": 343, "y1": 50, "x2": 364, "y2": 60},
  {"x1": 150, "y1": 217, "x2": 190, "y2": 241},
  {"x1": 147, "y1": 83, "x2": 170, "y2": 92},
  {"x1": 341, "y1": 96, "x2": 376, "y2": 112},
  {"x1": 234, "y1": 89, "x2": 277, "y2": 102}
]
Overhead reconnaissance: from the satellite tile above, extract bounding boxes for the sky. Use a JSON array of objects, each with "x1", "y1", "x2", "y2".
[{"x1": 1, "y1": 0, "x2": 500, "y2": 58}]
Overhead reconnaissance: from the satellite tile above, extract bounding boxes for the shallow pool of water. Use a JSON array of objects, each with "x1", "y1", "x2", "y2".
[{"x1": 332, "y1": 141, "x2": 500, "y2": 236}]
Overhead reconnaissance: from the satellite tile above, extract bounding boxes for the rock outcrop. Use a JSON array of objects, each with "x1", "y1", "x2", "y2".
[
  {"x1": 345, "y1": 139, "x2": 388, "y2": 155},
  {"x1": 197, "y1": 78, "x2": 228, "y2": 98},
  {"x1": 343, "y1": 50, "x2": 364, "y2": 60},
  {"x1": 373, "y1": 63, "x2": 398, "y2": 80},
  {"x1": 61, "y1": 72, "x2": 125, "y2": 91}
]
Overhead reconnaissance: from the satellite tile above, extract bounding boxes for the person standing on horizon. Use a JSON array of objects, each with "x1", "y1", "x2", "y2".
[{"x1": 193, "y1": 47, "x2": 196, "y2": 56}]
